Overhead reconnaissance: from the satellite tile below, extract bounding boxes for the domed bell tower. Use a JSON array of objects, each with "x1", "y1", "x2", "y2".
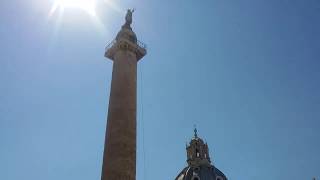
[
  {"x1": 186, "y1": 129, "x2": 211, "y2": 167},
  {"x1": 176, "y1": 129, "x2": 228, "y2": 180}
]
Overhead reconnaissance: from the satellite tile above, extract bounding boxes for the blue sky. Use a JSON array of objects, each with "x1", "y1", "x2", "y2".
[{"x1": 1, "y1": 0, "x2": 320, "y2": 180}]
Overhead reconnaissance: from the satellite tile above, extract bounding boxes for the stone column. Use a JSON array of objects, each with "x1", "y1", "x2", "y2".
[{"x1": 101, "y1": 26, "x2": 146, "y2": 179}]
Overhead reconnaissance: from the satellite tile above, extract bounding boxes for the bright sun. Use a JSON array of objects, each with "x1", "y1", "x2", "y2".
[
  {"x1": 49, "y1": 0, "x2": 122, "y2": 33},
  {"x1": 51, "y1": 0, "x2": 96, "y2": 16}
]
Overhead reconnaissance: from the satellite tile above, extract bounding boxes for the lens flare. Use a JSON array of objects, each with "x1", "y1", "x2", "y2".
[{"x1": 51, "y1": 0, "x2": 96, "y2": 16}]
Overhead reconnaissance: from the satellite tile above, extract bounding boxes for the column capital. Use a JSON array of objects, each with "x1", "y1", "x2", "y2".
[{"x1": 105, "y1": 38, "x2": 146, "y2": 61}]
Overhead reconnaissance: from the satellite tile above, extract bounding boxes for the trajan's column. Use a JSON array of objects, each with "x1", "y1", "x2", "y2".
[{"x1": 101, "y1": 9, "x2": 146, "y2": 180}]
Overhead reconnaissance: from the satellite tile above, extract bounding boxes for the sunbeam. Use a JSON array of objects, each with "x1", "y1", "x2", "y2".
[{"x1": 51, "y1": 0, "x2": 96, "y2": 16}]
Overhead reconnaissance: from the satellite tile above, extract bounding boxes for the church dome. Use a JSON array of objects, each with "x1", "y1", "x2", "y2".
[
  {"x1": 175, "y1": 129, "x2": 228, "y2": 180},
  {"x1": 176, "y1": 165, "x2": 227, "y2": 180}
]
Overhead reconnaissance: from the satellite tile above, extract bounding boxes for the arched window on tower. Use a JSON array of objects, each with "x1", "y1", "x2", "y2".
[
  {"x1": 216, "y1": 176, "x2": 223, "y2": 180},
  {"x1": 196, "y1": 149, "x2": 200, "y2": 157},
  {"x1": 192, "y1": 176, "x2": 200, "y2": 180}
]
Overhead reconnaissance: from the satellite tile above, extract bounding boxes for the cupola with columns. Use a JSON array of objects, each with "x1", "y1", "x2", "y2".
[
  {"x1": 175, "y1": 128, "x2": 228, "y2": 180},
  {"x1": 186, "y1": 128, "x2": 211, "y2": 167}
]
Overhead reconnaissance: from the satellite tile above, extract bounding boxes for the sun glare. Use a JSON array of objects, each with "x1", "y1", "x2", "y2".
[
  {"x1": 48, "y1": 0, "x2": 122, "y2": 35},
  {"x1": 51, "y1": 0, "x2": 96, "y2": 16}
]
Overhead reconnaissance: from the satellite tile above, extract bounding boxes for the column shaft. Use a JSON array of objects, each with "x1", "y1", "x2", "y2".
[{"x1": 102, "y1": 50, "x2": 137, "y2": 180}]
